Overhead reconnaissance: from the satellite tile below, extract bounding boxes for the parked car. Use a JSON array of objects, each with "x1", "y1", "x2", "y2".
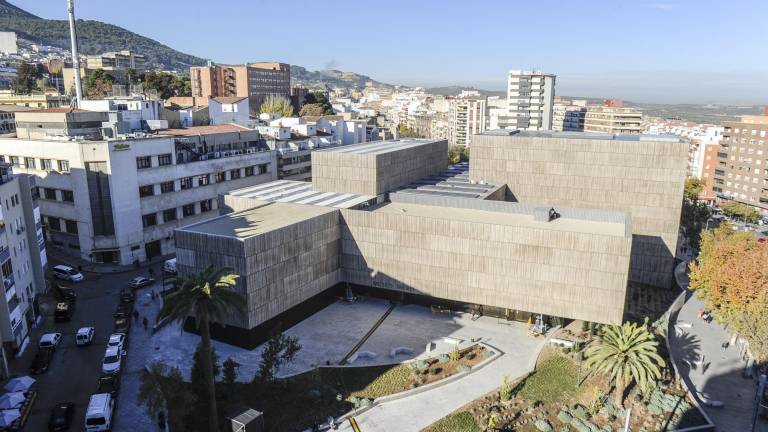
[
  {"x1": 30, "y1": 347, "x2": 54, "y2": 374},
  {"x1": 113, "y1": 317, "x2": 130, "y2": 334},
  {"x1": 106, "y1": 333, "x2": 126, "y2": 351},
  {"x1": 113, "y1": 304, "x2": 132, "y2": 319},
  {"x1": 54, "y1": 302, "x2": 75, "y2": 322},
  {"x1": 39, "y1": 333, "x2": 62, "y2": 350},
  {"x1": 119, "y1": 289, "x2": 134, "y2": 303},
  {"x1": 163, "y1": 258, "x2": 177, "y2": 274},
  {"x1": 52, "y1": 265, "x2": 84, "y2": 282},
  {"x1": 54, "y1": 285, "x2": 76, "y2": 302},
  {"x1": 127, "y1": 276, "x2": 155, "y2": 289},
  {"x1": 76, "y1": 327, "x2": 95, "y2": 346},
  {"x1": 101, "y1": 346, "x2": 124, "y2": 375},
  {"x1": 48, "y1": 402, "x2": 74, "y2": 431},
  {"x1": 96, "y1": 375, "x2": 120, "y2": 397},
  {"x1": 85, "y1": 393, "x2": 114, "y2": 431}
]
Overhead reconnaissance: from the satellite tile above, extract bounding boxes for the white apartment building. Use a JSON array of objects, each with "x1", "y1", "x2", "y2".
[
  {"x1": 0, "y1": 164, "x2": 47, "y2": 364},
  {"x1": 502, "y1": 70, "x2": 556, "y2": 131},
  {"x1": 208, "y1": 97, "x2": 250, "y2": 126},
  {"x1": 1, "y1": 109, "x2": 277, "y2": 265},
  {"x1": 584, "y1": 106, "x2": 643, "y2": 134},
  {"x1": 450, "y1": 94, "x2": 486, "y2": 147}
]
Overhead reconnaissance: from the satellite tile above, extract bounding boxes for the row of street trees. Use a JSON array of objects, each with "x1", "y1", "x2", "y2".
[{"x1": 689, "y1": 226, "x2": 768, "y2": 364}]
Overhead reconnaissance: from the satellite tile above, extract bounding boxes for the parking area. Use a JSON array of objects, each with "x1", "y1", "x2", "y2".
[{"x1": 7, "y1": 256, "x2": 158, "y2": 431}]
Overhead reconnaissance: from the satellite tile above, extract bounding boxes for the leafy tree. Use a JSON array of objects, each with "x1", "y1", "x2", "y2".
[
  {"x1": 690, "y1": 226, "x2": 768, "y2": 362},
  {"x1": 680, "y1": 200, "x2": 711, "y2": 251},
  {"x1": 35, "y1": 77, "x2": 50, "y2": 92},
  {"x1": 584, "y1": 321, "x2": 665, "y2": 406},
  {"x1": 222, "y1": 357, "x2": 240, "y2": 396},
  {"x1": 254, "y1": 325, "x2": 301, "y2": 384},
  {"x1": 448, "y1": 145, "x2": 470, "y2": 164},
  {"x1": 139, "y1": 362, "x2": 196, "y2": 432},
  {"x1": 11, "y1": 61, "x2": 41, "y2": 94},
  {"x1": 156, "y1": 266, "x2": 246, "y2": 432},
  {"x1": 398, "y1": 123, "x2": 422, "y2": 138},
  {"x1": 684, "y1": 177, "x2": 706, "y2": 201},
  {"x1": 303, "y1": 91, "x2": 334, "y2": 114},
  {"x1": 299, "y1": 103, "x2": 325, "y2": 117},
  {"x1": 141, "y1": 71, "x2": 190, "y2": 99},
  {"x1": 83, "y1": 68, "x2": 115, "y2": 99},
  {"x1": 259, "y1": 95, "x2": 294, "y2": 117},
  {"x1": 720, "y1": 201, "x2": 760, "y2": 224}
]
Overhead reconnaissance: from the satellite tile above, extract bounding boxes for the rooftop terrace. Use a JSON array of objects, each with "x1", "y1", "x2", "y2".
[
  {"x1": 226, "y1": 180, "x2": 376, "y2": 209},
  {"x1": 392, "y1": 162, "x2": 502, "y2": 199}
]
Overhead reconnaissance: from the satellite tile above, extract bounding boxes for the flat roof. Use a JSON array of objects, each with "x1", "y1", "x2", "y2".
[
  {"x1": 481, "y1": 129, "x2": 682, "y2": 143},
  {"x1": 392, "y1": 162, "x2": 502, "y2": 199},
  {"x1": 314, "y1": 138, "x2": 443, "y2": 155},
  {"x1": 227, "y1": 180, "x2": 375, "y2": 209},
  {"x1": 370, "y1": 202, "x2": 628, "y2": 237},
  {"x1": 157, "y1": 124, "x2": 252, "y2": 137},
  {"x1": 179, "y1": 202, "x2": 335, "y2": 239}
]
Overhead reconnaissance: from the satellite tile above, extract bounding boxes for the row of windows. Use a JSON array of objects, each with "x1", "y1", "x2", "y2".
[
  {"x1": 38, "y1": 187, "x2": 74, "y2": 203},
  {"x1": 136, "y1": 153, "x2": 173, "y2": 170},
  {"x1": 725, "y1": 128, "x2": 768, "y2": 137},
  {"x1": 142, "y1": 199, "x2": 214, "y2": 228},
  {"x1": 137, "y1": 164, "x2": 269, "y2": 198},
  {"x1": 46, "y1": 216, "x2": 78, "y2": 234},
  {"x1": 0, "y1": 156, "x2": 70, "y2": 172}
]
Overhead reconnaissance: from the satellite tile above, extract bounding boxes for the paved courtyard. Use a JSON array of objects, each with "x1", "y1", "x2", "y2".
[{"x1": 116, "y1": 295, "x2": 546, "y2": 431}]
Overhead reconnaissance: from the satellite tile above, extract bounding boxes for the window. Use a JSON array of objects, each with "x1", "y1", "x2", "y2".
[
  {"x1": 139, "y1": 185, "x2": 154, "y2": 197},
  {"x1": 62, "y1": 190, "x2": 74, "y2": 202},
  {"x1": 258, "y1": 163, "x2": 269, "y2": 175},
  {"x1": 180, "y1": 177, "x2": 193, "y2": 190},
  {"x1": 24, "y1": 157, "x2": 36, "y2": 169},
  {"x1": 158, "y1": 154, "x2": 172, "y2": 166},
  {"x1": 9, "y1": 156, "x2": 18, "y2": 167},
  {"x1": 200, "y1": 199, "x2": 213, "y2": 213},
  {"x1": 215, "y1": 172, "x2": 226, "y2": 183},
  {"x1": 58, "y1": 160, "x2": 69, "y2": 172},
  {"x1": 43, "y1": 188, "x2": 57, "y2": 200},
  {"x1": 230, "y1": 169, "x2": 241, "y2": 180},
  {"x1": 136, "y1": 156, "x2": 151, "y2": 169},
  {"x1": 182, "y1": 203, "x2": 196, "y2": 217},
  {"x1": 65, "y1": 219, "x2": 78, "y2": 234},
  {"x1": 160, "y1": 181, "x2": 175, "y2": 193},
  {"x1": 162, "y1": 208, "x2": 177, "y2": 222},
  {"x1": 142, "y1": 213, "x2": 157, "y2": 228},
  {"x1": 198, "y1": 174, "x2": 210, "y2": 186},
  {"x1": 48, "y1": 217, "x2": 61, "y2": 231},
  {"x1": 245, "y1": 166, "x2": 255, "y2": 177},
  {"x1": 41, "y1": 159, "x2": 52, "y2": 171}
]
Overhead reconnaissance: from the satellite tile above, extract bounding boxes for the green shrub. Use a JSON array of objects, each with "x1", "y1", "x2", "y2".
[
  {"x1": 581, "y1": 321, "x2": 589, "y2": 332},
  {"x1": 457, "y1": 365, "x2": 472, "y2": 373},
  {"x1": 437, "y1": 354, "x2": 450, "y2": 364},
  {"x1": 484, "y1": 350, "x2": 495, "y2": 359},
  {"x1": 535, "y1": 419, "x2": 554, "y2": 432},
  {"x1": 412, "y1": 359, "x2": 429, "y2": 372},
  {"x1": 430, "y1": 367, "x2": 442, "y2": 376},
  {"x1": 450, "y1": 344, "x2": 461, "y2": 362},
  {"x1": 557, "y1": 410, "x2": 573, "y2": 424}
]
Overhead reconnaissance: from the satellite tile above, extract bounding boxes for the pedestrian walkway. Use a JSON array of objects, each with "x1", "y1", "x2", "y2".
[
  {"x1": 670, "y1": 261, "x2": 768, "y2": 432},
  {"x1": 337, "y1": 316, "x2": 545, "y2": 432},
  {"x1": 45, "y1": 245, "x2": 172, "y2": 274}
]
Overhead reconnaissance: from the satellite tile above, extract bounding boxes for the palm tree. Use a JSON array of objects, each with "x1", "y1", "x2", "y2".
[
  {"x1": 156, "y1": 266, "x2": 245, "y2": 432},
  {"x1": 584, "y1": 321, "x2": 665, "y2": 406}
]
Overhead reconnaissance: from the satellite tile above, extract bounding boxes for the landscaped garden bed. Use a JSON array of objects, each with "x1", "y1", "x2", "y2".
[{"x1": 217, "y1": 343, "x2": 491, "y2": 432}]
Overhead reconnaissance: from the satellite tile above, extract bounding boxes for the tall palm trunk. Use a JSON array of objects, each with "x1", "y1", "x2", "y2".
[
  {"x1": 615, "y1": 376, "x2": 626, "y2": 408},
  {"x1": 199, "y1": 316, "x2": 220, "y2": 432}
]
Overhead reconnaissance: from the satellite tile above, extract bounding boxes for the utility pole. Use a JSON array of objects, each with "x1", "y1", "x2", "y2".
[{"x1": 67, "y1": 0, "x2": 83, "y2": 105}]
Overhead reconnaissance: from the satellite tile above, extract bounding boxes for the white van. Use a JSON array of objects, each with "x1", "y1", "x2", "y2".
[
  {"x1": 85, "y1": 393, "x2": 114, "y2": 431},
  {"x1": 52, "y1": 265, "x2": 84, "y2": 282},
  {"x1": 163, "y1": 258, "x2": 177, "y2": 274}
]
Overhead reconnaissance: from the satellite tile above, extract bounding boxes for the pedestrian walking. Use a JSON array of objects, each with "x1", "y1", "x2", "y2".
[
  {"x1": 133, "y1": 310, "x2": 139, "y2": 322},
  {"x1": 142, "y1": 316, "x2": 148, "y2": 331}
]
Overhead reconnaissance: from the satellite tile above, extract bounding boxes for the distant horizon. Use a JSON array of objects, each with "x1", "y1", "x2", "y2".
[{"x1": 11, "y1": 0, "x2": 768, "y2": 106}]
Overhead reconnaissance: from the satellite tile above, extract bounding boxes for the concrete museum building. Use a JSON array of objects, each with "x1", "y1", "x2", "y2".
[{"x1": 176, "y1": 132, "x2": 687, "y2": 347}]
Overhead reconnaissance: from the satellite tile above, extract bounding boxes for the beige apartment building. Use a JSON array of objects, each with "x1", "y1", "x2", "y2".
[
  {"x1": 190, "y1": 63, "x2": 291, "y2": 114},
  {"x1": 584, "y1": 106, "x2": 643, "y2": 134},
  {"x1": 713, "y1": 115, "x2": 768, "y2": 213}
]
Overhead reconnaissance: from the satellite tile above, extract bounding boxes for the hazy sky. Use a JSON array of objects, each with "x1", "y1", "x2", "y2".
[{"x1": 14, "y1": 0, "x2": 768, "y2": 104}]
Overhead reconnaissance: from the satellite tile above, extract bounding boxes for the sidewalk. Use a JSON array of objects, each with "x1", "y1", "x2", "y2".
[
  {"x1": 45, "y1": 245, "x2": 173, "y2": 274},
  {"x1": 670, "y1": 261, "x2": 768, "y2": 432}
]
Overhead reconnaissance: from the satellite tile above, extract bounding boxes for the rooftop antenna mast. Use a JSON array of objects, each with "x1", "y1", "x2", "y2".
[{"x1": 67, "y1": 0, "x2": 84, "y2": 106}]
